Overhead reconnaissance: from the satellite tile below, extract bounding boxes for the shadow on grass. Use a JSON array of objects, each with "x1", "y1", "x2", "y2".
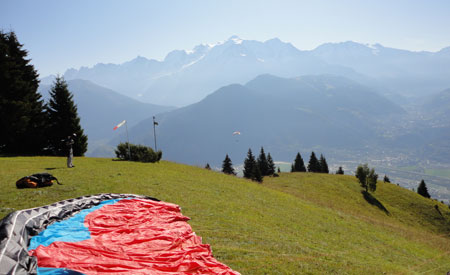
[
  {"x1": 434, "y1": 205, "x2": 443, "y2": 217},
  {"x1": 361, "y1": 191, "x2": 390, "y2": 215}
]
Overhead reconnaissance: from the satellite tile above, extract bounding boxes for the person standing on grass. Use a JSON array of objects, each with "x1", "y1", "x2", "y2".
[{"x1": 65, "y1": 134, "x2": 76, "y2": 168}]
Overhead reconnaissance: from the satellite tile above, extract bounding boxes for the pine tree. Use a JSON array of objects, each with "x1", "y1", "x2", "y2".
[
  {"x1": 205, "y1": 163, "x2": 211, "y2": 170},
  {"x1": 0, "y1": 31, "x2": 47, "y2": 154},
  {"x1": 319, "y1": 154, "x2": 329, "y2": 174},
  {"x1": 267, "y1": 153, "x2": 275, "y2": 176},
  {"x1": 290, "y1": 164, "x2": 295, "y2": 172},
  {"x1": 417, "y1": 179, "x2": 431, "y2": 198},
  {"x1": 46, "y1": 76, "x2": 88, "y2": 156},
  {"x1": 257, "y1": 147, "x2": 269, "y2": 176},
  {"x1": 222, "y1": 154, "x2": 236, "y2": 175},
  {"x1": 252, "y1": 164, "x2": 263, "y2": 183},
  {"x1": 307, "y1": 152, "x2": 320, "y2": 172},
  {"x1": 243, "y1": 148, "x2": 256, "y2": 179},
  {"x1": 293, "y1": 152, "x2": 306, "y2": 172},
  {"x1": 368, "y1": 168, "x2": 378, "y2": 192},
  {"x1": 336, "y1": 166, "x2": 344, "y2": 175},
  {"x1": 355, "y1": 164, "x2": 369, "y2": 192}
]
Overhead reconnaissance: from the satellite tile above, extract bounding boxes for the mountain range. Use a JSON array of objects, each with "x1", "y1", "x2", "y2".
[
  {"x1": 57, "y1": 36, "x2": 450, "y2": 107},
  {"x1": 122, "y1": 74, "x2": 406, "y2": 166}
]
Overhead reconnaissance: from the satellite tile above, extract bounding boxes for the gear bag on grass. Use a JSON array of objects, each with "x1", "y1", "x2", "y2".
[{"x1": 16, "y1": 173, "x2": 61, "y2": 188}]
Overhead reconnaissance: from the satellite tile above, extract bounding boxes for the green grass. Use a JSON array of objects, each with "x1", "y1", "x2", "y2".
[{"x1": 1, "y1": 157, "x2": 450, "y2": 274}]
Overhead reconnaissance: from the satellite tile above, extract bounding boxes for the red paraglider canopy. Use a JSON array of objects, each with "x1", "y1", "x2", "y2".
[{"x1": 0, "y1": 194, "x2": 239, "y2": 275}]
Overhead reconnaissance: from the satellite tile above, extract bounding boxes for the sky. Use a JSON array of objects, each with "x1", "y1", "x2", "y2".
[{"x1": 1, "y1": 0, "x2": 450, "y2": 77}]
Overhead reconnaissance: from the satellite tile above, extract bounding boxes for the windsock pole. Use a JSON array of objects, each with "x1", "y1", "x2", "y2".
[
  {"x1": 153, "y1": 116, "x2": 158, "y2": 151},
  {"x1": 125, "y1": 121, "x2": 131, "y2": 160}
]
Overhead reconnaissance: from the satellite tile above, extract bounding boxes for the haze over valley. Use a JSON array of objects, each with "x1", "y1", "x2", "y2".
[{"x1": 35, "y1": 35, "x2": 450, "y2": 202}]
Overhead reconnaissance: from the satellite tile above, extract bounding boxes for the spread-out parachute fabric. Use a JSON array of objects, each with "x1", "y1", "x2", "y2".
[{"x1": 0, "y1": 194, "x2": 240, "y2": 275}]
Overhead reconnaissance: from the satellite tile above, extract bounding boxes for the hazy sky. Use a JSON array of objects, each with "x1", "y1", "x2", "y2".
[{"x1": 1, "y1": 0, "x2": 450, "y2": 76}]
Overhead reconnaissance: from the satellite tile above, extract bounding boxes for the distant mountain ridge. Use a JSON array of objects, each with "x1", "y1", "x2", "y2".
[
  {"x1": 58, "y1": 36, "x2": 450, "y2": 107},
  {"x1": 123, "y1": 74, "x2": 404, "y2": 165},
  {"x1": 312, "y1": 41, "x2": 450, "y2": 97}
]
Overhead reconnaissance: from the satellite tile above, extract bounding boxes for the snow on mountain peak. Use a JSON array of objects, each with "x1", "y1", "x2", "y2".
[
  {"x1": 228, "y1": 35, "x2": 243, "y2": 44},
  {"x1": 366, "y1": 44, "x2": 382, "y2": 55}
]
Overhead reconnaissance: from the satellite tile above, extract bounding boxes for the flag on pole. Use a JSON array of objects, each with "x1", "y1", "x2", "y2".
[
  {"x1": 154, "y1": 121, "x2": 158, "y2": 126},
  {"x1": 113, "y1": 120, "x2": 126, "y2": 130}
]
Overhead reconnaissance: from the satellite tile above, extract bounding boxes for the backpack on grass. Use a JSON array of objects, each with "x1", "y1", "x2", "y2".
[{"x1": 16, "y1": 173, "x2": 62, "y2": 188}]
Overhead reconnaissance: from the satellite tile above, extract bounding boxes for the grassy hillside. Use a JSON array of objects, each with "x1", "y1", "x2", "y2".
[{"x1": 1, "y1": 157, "x2": 449, "y2": 274}]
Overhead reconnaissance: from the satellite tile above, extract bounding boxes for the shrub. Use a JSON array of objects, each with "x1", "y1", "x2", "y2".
[
  {"x1": 115, "y1": 142, "x2": 162, "y2": 163},
  {"x1": 355, "y1": 164, "x2": 378, "y2": 192}
]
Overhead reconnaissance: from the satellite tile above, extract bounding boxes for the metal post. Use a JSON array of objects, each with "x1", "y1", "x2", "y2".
[
  {"x1": 153, "y1": 116, "x2": 157, "y2": 151},
  {"x1": 125, "y1": 121, "x2": 131, "y2": 160}
]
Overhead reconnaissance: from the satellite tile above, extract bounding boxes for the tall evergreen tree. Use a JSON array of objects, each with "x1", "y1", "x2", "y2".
[
  {"x1": 46, "y1": 76, "x2": 88, "y2": 156},
  {"x1": 267, "y1": 153, "x2": 275, "y2": 176},
  {"x1": 243, "y1": 148, "x2": 256, "y2": 179},
  {"x1": 257, "y1": 147, "x2": 269, "y2": 176},
  {"x1": 0, "y1": 31, "x2": 47, "y2": 154},
  {"x1": 417, "y1": 179, "x2": 431, "y2": 198},
  {"x1": 252, "y1": 164, "x2": 263, "y2": 183},
  {"x1": 319, "y1": 154, "x2": 329, "y2": 173},
  {"x1": 307, "y1": 152, "x2": 321, "y2": 172},
  {"x1": 293, "y1": 152, "x2": 306, "y2": 172},
  {"x1": 222, "y1": 154, "x2": 236, "y2": 175}
]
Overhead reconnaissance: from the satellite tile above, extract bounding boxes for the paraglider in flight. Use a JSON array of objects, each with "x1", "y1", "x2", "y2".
[{"x1": 232, "y1": 131, "x2": 241, "y2": 142}]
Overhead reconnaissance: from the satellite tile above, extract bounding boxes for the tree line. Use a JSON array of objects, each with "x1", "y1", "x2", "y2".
[
  {"x1": 219, "y1": 149, "x2": 331, "y2": 183},
  {"x1": 290, "y1": 151, "x2": 329, "y2": 173},
  {"x1": 219, "y1": 151, "x2": 437, "y2": 202},
  {"x1": 0, "y1": 31, "x2": 87, "y2": 156}
]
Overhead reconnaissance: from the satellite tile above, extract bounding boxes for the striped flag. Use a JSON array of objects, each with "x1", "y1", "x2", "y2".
[{"x1": 113, "y1": 120, "x2": 126, "y2": 130}]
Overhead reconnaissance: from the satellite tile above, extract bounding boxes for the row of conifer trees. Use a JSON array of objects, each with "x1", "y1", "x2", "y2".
[
  {"x1": 219, "y1": 147, "x2": 275, "y2": 182},
  {"x1": 290, "y1": 151, "x2": 329, "y2": 173},
  {"x1": 218, "y1": 148, "x2": 331, "y2": 183}
]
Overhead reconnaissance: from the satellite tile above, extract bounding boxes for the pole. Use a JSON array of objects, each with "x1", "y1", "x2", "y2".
[
  {"x1": 153, "y1": 116, "x2": 157, "y2": 151},
  {"x1": 125, "y1": 121, "x2": 131, "y2": 160}
]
